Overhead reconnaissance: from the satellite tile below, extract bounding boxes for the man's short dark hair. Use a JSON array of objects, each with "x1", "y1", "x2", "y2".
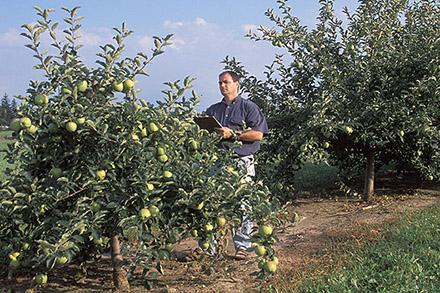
[{"x1": 219, "y1": 71, "x2": 240, "y2": 83}]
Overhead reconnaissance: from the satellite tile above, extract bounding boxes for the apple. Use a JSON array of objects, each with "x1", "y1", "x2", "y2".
[
  {"x1": 34, "y1": 94, "x2": 48, "y2": 106},
  {"x1": 205, "y1": 223, "x2": 214, "y2": 232},
  {"x1": 27, "y1": 125, "x2": 38, "y2": 134},
  {"x1": 255, "y1": 245, "x2": 266, "y2": 256},
  {"x1": 50, "y1": 167, "x2": 63, "y2": 179},
  {"x1": 139, "y1": 208, "x2": 151, "y2": 220},
  {"x1": 148, "y1": 122, "x2": 159, "y2": 132},
  {"x1": 189, "y1": 140, "x2": 199, "y2": 150},
  {"x1": 158, "y1": 154, "x2": 169, "y2": 163},
  {"x1": 34, "y1": 273, "x2": 48, "y2": 285},
  {"x1": 65, "y1": 121, "x2": 78, "y2": 132},
  {"x1": 263, "y1": 261, "x2": 277, "y2": 273},
  {"x1": 123, "y1": 79, "x2": 135, "y2": 92},
  {"x1": 96, "y1": 170, "x2": 106, "y2": 180},
  {"x1": 259, "y1": 225, "x2": 273, "y2": 237},
  {"x1": 163, "y1": 171, "x2": 173, "y2": 178},
  {"x1": 20, "y1": 117, "x2": 32, "y2": 128},
  {"x1": 216, "y1": 216, "x2": 226, "y2": 227},
  {"x1": 112, "y1": 81, "x2": 124, "y2": 92},
  {"x1": 76, "y1": 80, "x2": 88, "y2": 92},
  {"x1": 149, "y1": 205, "x2": 160, "y2": 216},
  {"x1": 146, "y1": 183, "x2": 154, "y2": 191},
  {"x1": 56, "y1": 255, "x2": 68, "y2": 265},
  {"x1": 76, "y1": 117, "x2": 86, "y2": 125},
  {"x1": 157, "y1": 147, "x2": 166, "y2": 156},
  {"x1": 344, "y1": 126, "x2": 353, "y2": 134}
]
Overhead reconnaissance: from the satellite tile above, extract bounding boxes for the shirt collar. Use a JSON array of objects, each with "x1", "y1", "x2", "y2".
[{"x1": 222, "y1": 95, "x2": 241, "y2": 105}]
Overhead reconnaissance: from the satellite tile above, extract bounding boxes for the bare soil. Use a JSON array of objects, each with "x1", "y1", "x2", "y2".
[{"x1": 2, "y1": 191, "x2": 440, "y2": 293}]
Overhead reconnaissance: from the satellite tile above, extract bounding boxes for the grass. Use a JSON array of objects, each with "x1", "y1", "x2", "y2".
[
  {"x1": 293, "y1": 162, "x2": 339, "y2": 192},
  {"x1": 293, "y1": 204, "x2": 440, "y2": 292}
]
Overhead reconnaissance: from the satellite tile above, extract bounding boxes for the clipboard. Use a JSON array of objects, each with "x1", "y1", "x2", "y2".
[{"x1": 194, "y1": 116, "x2": 223, "y2": 132}]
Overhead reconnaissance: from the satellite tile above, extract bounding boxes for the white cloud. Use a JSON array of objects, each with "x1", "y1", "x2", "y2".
[
  {"x1": 168, "y1": 38, "x2": 186, "y2": 50},
  {"x1": 242, "y1": 24, "x2": 258, "y2": 33},
  {"x1": 0, "y1": 29, "x2": 25, "y2": 47},
  {"x1": 77, "y1": 30, "x2": 105, "y2": 47},
  {"x1": 195, "y1": 17, "x2": 207, "y2": 26},
  {"x1": 138, "y1": 35, "x2": 153, "y2": 50},
  {"x1": 163, "y1": 20, "x2": 184, "y2": 29}
]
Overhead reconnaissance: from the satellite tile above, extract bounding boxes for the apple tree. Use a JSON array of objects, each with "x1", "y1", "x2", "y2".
[
  {"x1": 224, "y1": 0, "x2": 440, "y2": 201},
  {"x1": 0, "y1": 7, "x2": 280, "y2": 291}
]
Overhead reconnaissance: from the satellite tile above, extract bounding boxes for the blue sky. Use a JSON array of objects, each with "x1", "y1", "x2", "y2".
[{"x1": 0, "y1": 0, "x2": 358, "y2": 110}]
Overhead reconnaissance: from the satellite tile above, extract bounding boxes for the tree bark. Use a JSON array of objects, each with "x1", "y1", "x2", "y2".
[
  {"x1": 363, "y1": 150, "x2": 375, "y2": 202},
  {"x1": 111, "y1": 234, "x2": 130, "y2": 292}
]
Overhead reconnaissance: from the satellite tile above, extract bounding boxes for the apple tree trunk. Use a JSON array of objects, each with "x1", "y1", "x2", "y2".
[
  {"x1": 111, "y1": 234, "x2": 130, "y2": 292},
  {"x1": 363, "y1": 150, "x2": 375, "y2": 201}
]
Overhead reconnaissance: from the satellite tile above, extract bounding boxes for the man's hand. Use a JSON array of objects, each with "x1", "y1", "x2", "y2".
[{"x1": 214, "y1": 127, "x2": 235, "y2": 139}]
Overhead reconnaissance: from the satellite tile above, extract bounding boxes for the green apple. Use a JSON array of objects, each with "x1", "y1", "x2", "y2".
[
  {"x1": 34, "y1": 94, "x2": 48, "y2": 106},
  {"x1": 96, "y1": 170, "x2": 106, "y2": 180},
  {"x1": 205, "y1": 223, "x2": 214, "y2": 232},
  {"x1": 149, "y1": 205, "x2": 160, "y2": 216},
  {"x1": 139, "y1": 208, "x2": 151, "y2": 220},
  {"x1": 189, "y1": 140, "x2": 199, "y2": 150},
  {"x1": 158, "y1": 154, "x2": 169, "y2": 163},
  {"x1": 27, "y1": 125, "x2": 38, "y2": 134},
  {"x1": 255, "y1": 245, "x2": 266, "y2": 256},
  {"x1": 112, "y1": 81, "x2": 124, "y2": 92},
  {"x1": 65, "y1": 121, "x2": 77, "y2": 132},
  {"x1": 216, "y1": 216, "x2": 226, "y2": 227},
  {"x1": 76, "y1": 117, "x2": 86, "y2": 125},
  {"x1": 262, "y1": 261, "x2": 277, "y2": 273},
  {"x1": 123, "y1": 79, "x2": 135, "y2": 92},
  {"x1": 56, "y1": 255, "x2": 68, "y2": 265},
  {"x1": 148, "y1": 122, "x2": 159, "y2": 132},
  {"x1": 344, "y1": 126, "x2": 353, "y2": 135},
  {"x1": 163, "y1": 170, "x2": 173, "y2": 178},
  {"x1": 76, "y1": 80, "x2": 88, "y2": 92},
  {"x1": 157, "y1": 146, "x2": 166, "y2": 156},
  {"x1": 201, "y1": 242, "x2": 210, "y2": 250},
  {"x1": 20, "y1": 117, "x2": 32, "y2": 128},
  {"x1": 259, "y1": 225, "x2": 273, "y2": 237},
  {"x1": 50, "y1": 167, "x2": 63, "y2": 179},
  {"x1": 34, "y1": 273, "x2": 48, "y2": 285}
]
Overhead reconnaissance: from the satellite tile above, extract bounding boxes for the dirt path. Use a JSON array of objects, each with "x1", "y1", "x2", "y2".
[{"x1": 3, "y1": 193, "x2": 440, "y2": 292}]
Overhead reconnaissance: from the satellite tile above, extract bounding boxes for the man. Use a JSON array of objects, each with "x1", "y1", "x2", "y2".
[{"x1": 206, "y1": 70, "x2": 268, "y2": 259}]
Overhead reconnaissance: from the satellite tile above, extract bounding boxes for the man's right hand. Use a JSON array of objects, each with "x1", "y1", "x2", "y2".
[{"x1": 214, "y1": 127, "x2": 234, "y2": 139}]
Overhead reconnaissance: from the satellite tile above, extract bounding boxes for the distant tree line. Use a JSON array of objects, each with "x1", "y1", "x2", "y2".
[{"x1": 0, "y1": 94, "x2": 17, "y2": 127}]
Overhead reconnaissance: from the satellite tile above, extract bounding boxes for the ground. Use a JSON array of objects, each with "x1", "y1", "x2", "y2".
[{"x1": 2, "y1": 189, "x2": 440, "y2": 292}]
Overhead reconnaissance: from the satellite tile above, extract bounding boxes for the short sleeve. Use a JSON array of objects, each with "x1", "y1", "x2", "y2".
[{"x1": 245, "y1": 101, "x2": 268, "y2": 134}]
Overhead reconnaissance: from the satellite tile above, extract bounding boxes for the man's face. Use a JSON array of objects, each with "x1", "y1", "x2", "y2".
[{"x1": 218, "y1": 73, "x2": 238, "y2": 97}]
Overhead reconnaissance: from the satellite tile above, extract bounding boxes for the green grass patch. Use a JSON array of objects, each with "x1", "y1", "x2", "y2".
[
  {"x1": 0, "y1": 130, "x2": 13, "y2": 138},
  {"x1": 293, "y1": 162, "x2": 339, "y2": 192},
  {"x1": 294, "y1": 204, "x2": 440, "y2": 292}
]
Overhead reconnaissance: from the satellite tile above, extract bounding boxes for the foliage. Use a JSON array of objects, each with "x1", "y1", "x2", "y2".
[
  {"x1": 224, "y1": 0, "x2": 440, "y2": 196},
  {"x1": 0, "y1": 7, "x2": 279, "y2": 289}
]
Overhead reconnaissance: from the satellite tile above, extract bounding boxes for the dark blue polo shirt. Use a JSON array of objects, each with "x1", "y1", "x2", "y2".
[{"x1": 206, "y1": 95, "x2": 268, "y2": 156}]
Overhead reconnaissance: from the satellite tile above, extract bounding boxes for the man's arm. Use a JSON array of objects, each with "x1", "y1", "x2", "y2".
[{"x1": 214, "y1": 127, "x2": 263, "y2": 141}]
